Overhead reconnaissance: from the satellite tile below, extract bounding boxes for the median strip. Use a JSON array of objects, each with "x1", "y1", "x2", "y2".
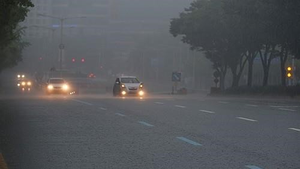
[
  {"x1": 237, "y1": 117, "x2": 257, "y2": 122},
  {"x1": 138, "y1": 121, "x2": 154, "y2": 127},
  {"x1": 72, "y1": 99, "x2": 93, "y2": 106},
  {"x1": 176, "y1": 137, "x2": 202, "y2": 146},
  {"x1": 199, "y1": 110, "x2": 215, "y2": 114}
]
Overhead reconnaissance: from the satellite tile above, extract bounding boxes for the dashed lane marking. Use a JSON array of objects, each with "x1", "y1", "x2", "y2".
[
  {"x1": 72, "y1": 99, "x2": 93, "y2": 106},
  {"x1": 99, "y1": 107, "x2": 107, "y2": 111},
  {"x1": 138, "y1": 121, "x2": 154, "y2": 127},
  {"x1": 155, "y1": 102, "x2": 164, "y2": 105},
  {"x1": 245, "y1": 165, "x2": 263, "y2": 169},
  {"x1": 245, "y1": 104, "x2": 258, "y2": 107},
  {"x1": 0, "y1": 153, "x2": 8, "y2": 169},
  {"x1": 270, "y1": 105, "x2": 299, "y2": 108},
  {"x1": 115, "y1": 113, "x2": 125, "y2": 117},
  {"x1": 288, "y1": 128, "x2": 300, "y2": 132},
  {"x1": 176, "y1": 137, "x2": 202, "y2": 146},
  {"x1": 278, "y1": 108, "x2": 296, "y2": 112},
  {"x1": 236, "y1": 117, "x2": 258, "y2": 122},
  {"x1": 175, "y1": 105, "x2": 186, "y2": 109},
  {"x1": 199, "y1": 110, "x2": 215, "y2": 114}
]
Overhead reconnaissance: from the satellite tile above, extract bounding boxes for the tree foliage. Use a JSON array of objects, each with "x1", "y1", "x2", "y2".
[
  {"x1": 0, "y1": 0, "x2": 33, "y2": 72},
  {"x1": 170, "y1": 0, "x2": 300, "y2": 88}
]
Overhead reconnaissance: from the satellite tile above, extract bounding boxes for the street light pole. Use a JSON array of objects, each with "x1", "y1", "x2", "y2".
[{"x1": 38, "y1": 13, "x2": 86, "y2": 70}]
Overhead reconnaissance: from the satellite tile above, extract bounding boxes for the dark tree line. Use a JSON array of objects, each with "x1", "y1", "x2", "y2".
[
  {"x1": 0, "y1": 0, "x2": 33, "y2": 73},
  {"x1": 170, "y1": 0, "x2": 300, "y2": 89}
]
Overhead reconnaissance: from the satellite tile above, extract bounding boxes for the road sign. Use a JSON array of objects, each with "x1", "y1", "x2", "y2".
[{"x1": 172, "y1": 72, "x2": 181, "y2": 82}]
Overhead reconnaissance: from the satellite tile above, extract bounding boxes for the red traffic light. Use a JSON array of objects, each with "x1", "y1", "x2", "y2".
[
  {"x1": 72, "y1": 58, "x2": 76, "y2": 62},
  {"x1": 81, "y1": 58, "x2": 85, "y2": 62}
]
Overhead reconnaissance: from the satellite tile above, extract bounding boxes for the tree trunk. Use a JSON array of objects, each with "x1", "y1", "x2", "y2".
[
  {"x1": 247, "y1": 57, "x2": 254, "y2": 87},
  {"x1": 279, "y1": 46, "x2": 288, "y2": 87},
  {"x1": 262, "y1": 68, "x2": 269, "y2": 86}
]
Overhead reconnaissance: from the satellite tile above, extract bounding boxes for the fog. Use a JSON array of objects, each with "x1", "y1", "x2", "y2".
[{"x1": 7, "y1": 0, "x2": 214, "y2": 94}]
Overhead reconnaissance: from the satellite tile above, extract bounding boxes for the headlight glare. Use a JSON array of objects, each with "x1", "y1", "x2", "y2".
[
  {"x1": 62, "y1": 84, "x2": 69, "y2": 90},
  {"x1": 47, "y1": 85, "x2": 53, "y2": 90},
  {"x1": 21, "y1": 82, "x2": 26, "y2": 86},
  {"x1": 27, "y1": 82, "x2": 32, "y2": 86},
  {"x1": 139, "y1": 90, "x2": 144, "y2": 96},
  {"x1": 121, "y1": 91, "x2": 126, "y2": 95}
]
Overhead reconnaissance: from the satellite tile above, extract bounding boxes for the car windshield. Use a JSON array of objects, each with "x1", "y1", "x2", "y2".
[
  {"x1": 121, "y1": 78, "x2": 139, "y2": 83},
  {"x1": 49, "y1": 79, "x2": 64, "y2": 84}
]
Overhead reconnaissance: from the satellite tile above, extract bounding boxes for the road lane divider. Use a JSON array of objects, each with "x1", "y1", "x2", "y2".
[
  {"x1": 115, "y1": 113, "x2": 125, "y2": 117},
  {"x1": 245, "y1": 165, "x2": 263, "y2": 169},
  {"x1": 236, "y1": 117, "x2": 257, "y2": 122},
  {"x1": 72, "y1": 99, "x2": 93, "y2": 106},
  {"x1": 288, "y1": 128, "x2": 300, "y2": 132},
  {"x1": 245, "y1": 104, "x2": 258, "y2": 107},
  {"x1": 99, "y1": 107, "x2": 107, "y2": 111},
  {"x1": 155, "y1": 102, "x2": 164, "y2": 105},
  {"x1": 199, "y1": 110, "x2": 215, "y2": 114},
  {"x1": 138, "y1": 121, "x2": 154, "y2": 127},
  {"x1": 175, "y1": 105, "x2": 186, "y2": 109},
  {"x1": 0, "y1": 153, "x2": 8, "y2": 169},
  {"x1": 270, "y1": 105, "x2": 299, "y2": 108},
  {"x1": 278, "y1": 108, "x2": 296, "y2": 112},
  {"x1": 176, "y1": 137, "x2": 202, "y2": 146}
]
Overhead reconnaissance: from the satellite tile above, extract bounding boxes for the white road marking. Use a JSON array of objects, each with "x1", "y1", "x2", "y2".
[
  {"x1": 155, "y1": 102, "x2": 164, "y2": 105},
  {"x1": 278, "y1": 108, "x2": 296, "y2": 112},
  {"x1": 219, "y1": 101, "x2": 229, "y2": 104},
  {"x1": 72, "y1": 99, "x2": 93, "y2": 106},
  {"x1": 246, "y1": 104, "x2": 258, "y2": 107},
  {"x1": 175, "y1": 105, "x2": 186, "y2": 109},
  {"x1": 99, "y1": 107, "x2": 107, "y2": 111},
  {"x1": 270, "y1": 105, "x2": 299, "y2": 108},
  {"x1": 199, "y1": 110, "x2": 215, "y2": 114},
  {"x1": 115, "y1": 113, "x2": 125, "y2": 117},
  {"x1": 236, "y1": 117, "x2": 257, "y2": 122},
  {"x1": 138, "y1": 121, "x2": 154, "y2": 127},
  {"x1": 288, "y1": 128, "x2": 300, "y2": 132}
]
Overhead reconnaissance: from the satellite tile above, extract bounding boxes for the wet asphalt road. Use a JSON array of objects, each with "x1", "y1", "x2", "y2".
[{"x1": 0, "y1": 94, "x2": 300, "y2": 169}]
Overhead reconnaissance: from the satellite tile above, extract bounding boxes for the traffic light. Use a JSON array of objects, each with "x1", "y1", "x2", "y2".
[
  {"x1": 286, "y1": 66, "x2": 293, "y2": 78},
  {"x1": 72, "y1": 58, "x2": 76, "y2": 62},
  {"x1": 81, "y1": 58, "x2": 85, "y2": 62}
]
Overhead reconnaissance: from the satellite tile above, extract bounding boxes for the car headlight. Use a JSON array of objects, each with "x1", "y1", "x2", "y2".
[
  {"x1": 139, "y1": 84, "x2": 143, "y2": 88},
  {"x1": 62, "y1": 84, "x2": 69, "y2": 90},
  {"x1": 17, "y1": 83, "x2": 20, "y2": 87},
  {"x1": 47, "y1": 85, "x2": 54, "y2": 90},
  {"x1": 22, "y1": 75, "x2": 25, "y2": 78},
  {"x1": 139, "y1": 90, "x2": 144, "y2": 96},
  {"x1": 17, "y1": 75, "x2": 21, "y2": 78},
  {"x1": 27, "y1": 82, "x2": 32, "y2": 86},
  {"x1": 21, "y1": 82, "x2": 26, "y2": 86},
  {"x1": 121, "y1": 91, "x2": 126, "y2": 95},
  {"x1": 121, "y1": 84, "x2": 125, "y2": 88}
]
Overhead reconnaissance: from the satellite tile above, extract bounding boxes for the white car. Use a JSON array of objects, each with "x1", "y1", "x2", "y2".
[
  {"x1": 46, "y1": 78, "x2": 70, "y2": 95},
  {"x1": 113, "y1": 76, "x2": 144, "y2": 97}
]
